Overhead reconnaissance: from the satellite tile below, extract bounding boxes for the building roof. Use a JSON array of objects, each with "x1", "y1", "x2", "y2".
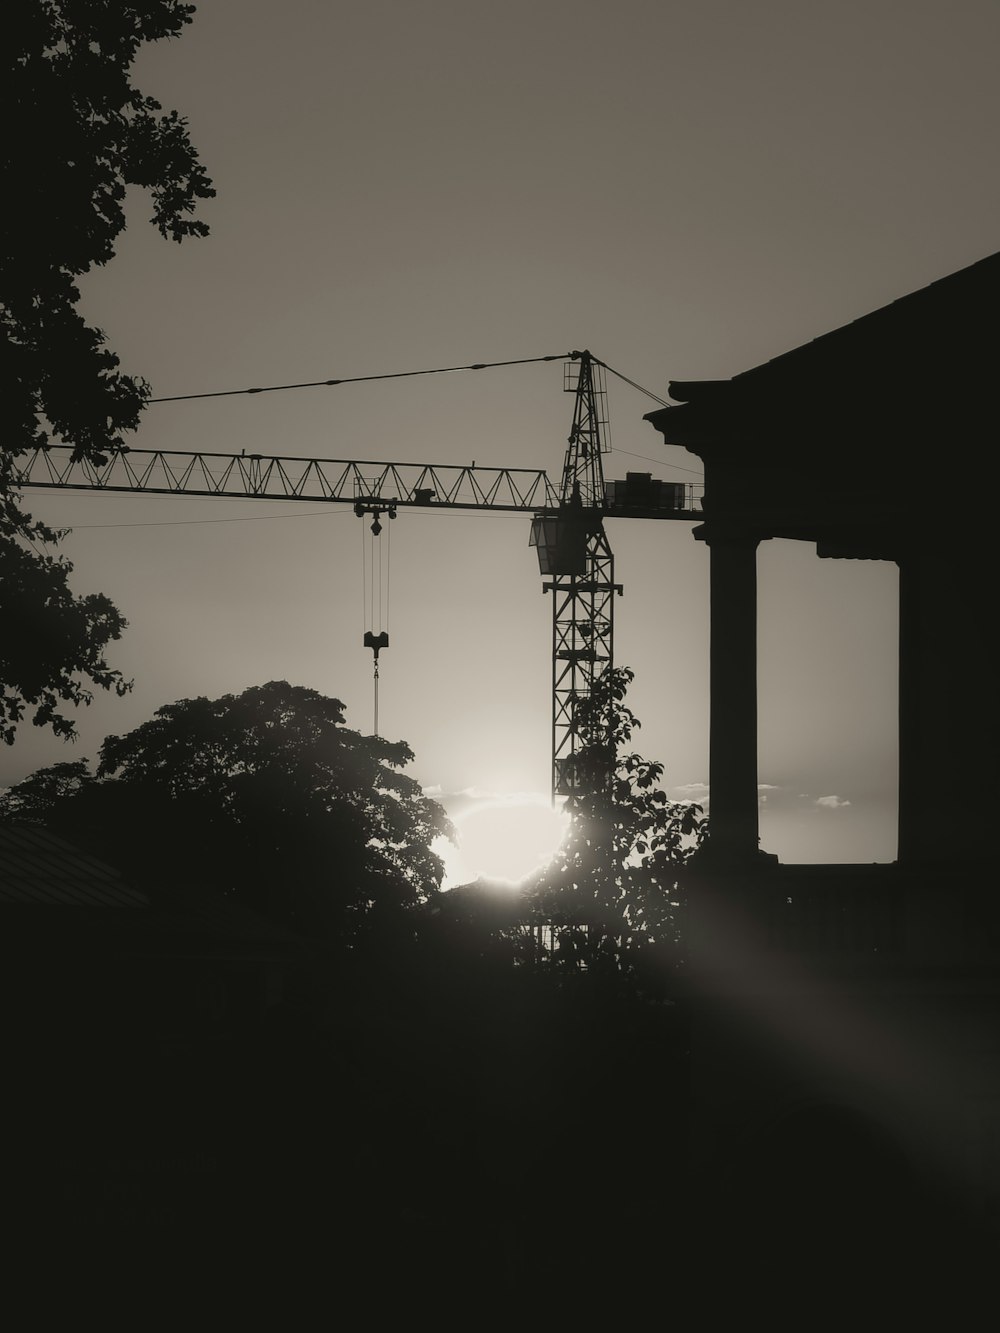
[
  {"x1": 644, "y1": 249, "x2": 1000, "y2": 544},
  {"x1": 641, "y1": 250, "x2": 1000, "y2": 550},
  {"x1": 0, "y1": 823, "x2": 149, "y2": 908},
  {"x1": 0, "y1": 822, "x2": 308, "y2": 960},
  {"x1": 665, "y1": 249, "x2": 1000, "y2": 407}
]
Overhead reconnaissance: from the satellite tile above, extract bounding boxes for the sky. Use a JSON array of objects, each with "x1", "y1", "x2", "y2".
[{"x1": 7, "y1": 0, "x2": 1000, "y2": 869}]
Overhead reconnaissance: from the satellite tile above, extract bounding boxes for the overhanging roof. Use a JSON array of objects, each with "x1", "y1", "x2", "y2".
[
  {"x1": 642, "y1": 251, "x2": 1000, "y2": 547},
  {"x1": 647, "y1": 249, "x2": 1000, "y2": 443},
  {"x1": 0, "y1": 823, "x2": 148, "y2": 907}
]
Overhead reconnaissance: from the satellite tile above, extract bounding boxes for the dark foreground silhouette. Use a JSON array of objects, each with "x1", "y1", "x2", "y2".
[{"x1": 2, "y1": 903, "x2": 990, "y2": 1320}]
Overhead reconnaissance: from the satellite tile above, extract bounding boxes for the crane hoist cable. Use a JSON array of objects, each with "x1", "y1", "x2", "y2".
[{"x1": 358, "y1": 501, "x2": 394, "y2": 735}]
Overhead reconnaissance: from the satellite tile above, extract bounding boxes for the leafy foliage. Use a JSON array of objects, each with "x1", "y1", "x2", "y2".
[
  {"x1": 516, "y1": 667, "x2": 707, "y2": 986},
  {"x1": 1, "y1": 1, "x2": 213, "y2": 742},
  {"x1": 0, "y1": 756, "x2": 94, "y2": 819},
  {"x1": 1, "y1": 681, "x2": 454, "y2": 943},
  {"x1": 0, "y1": 502, "x2": 131, "y2": 744}
]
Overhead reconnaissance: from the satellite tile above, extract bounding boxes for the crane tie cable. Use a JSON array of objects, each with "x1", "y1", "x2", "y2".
[
  {"x1": 148, "y1": 354, "x2": 573, "y2": 404},
  {"x1": 593, "y1": 360, "x2": 673, "y2": 408}
]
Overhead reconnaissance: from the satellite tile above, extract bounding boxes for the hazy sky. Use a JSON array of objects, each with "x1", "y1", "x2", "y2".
[{"x1": 8, "y1": 0, "x2": 1000, "y2": 866}]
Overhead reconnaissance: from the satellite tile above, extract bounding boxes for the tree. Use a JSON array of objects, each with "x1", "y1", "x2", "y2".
[
  {"x1": 0, "y1": 505, "x2": 132, "y2": 744},
  {"x1": 0, "y1": 756, "x2": 94, "y2": 819},
  {"x1": 1, "y1": 1, "x2": 214, "y2": 743},
  {"x1": 1, "y1": 681, "x2": 453, "y2": 944},
  {"x1": 516, "y1": 667, "x2": 707, "y2": 989}
]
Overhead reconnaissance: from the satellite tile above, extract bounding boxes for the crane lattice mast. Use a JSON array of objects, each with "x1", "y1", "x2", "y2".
[{"x1": 530, "y1": 351, "x2": 620, "y2": 799}]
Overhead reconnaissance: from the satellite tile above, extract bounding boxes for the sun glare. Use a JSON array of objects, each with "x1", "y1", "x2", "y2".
[{"x1": 438, "y1": 795, "x2": 569, "y2": 887}]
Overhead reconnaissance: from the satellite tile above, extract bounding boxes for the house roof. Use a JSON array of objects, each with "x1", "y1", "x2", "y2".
[
  {"x1": 0, "y1": 822, "x2": 308, "y2": 960},
  {"x1": 643, "y1": 248, "x2": 1000, "y2": 543},
  {"x1": 0, "y1": 823, "x2": 149, "y2": 908},
  {"x1": 664, "y1": 249, "x2": 1000, "y2": 408},
  {"x1": 639, "y1": 252, "x2": 1000, "y2": 548}
]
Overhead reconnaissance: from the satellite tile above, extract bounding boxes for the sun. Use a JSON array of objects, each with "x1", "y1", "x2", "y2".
[{"x1": 438, "y1": 795, "x2": 569, "y2": 887}]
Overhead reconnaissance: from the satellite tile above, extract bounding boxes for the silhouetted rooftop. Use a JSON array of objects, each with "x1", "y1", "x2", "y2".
[
  {"x1": 665, "y1": 249, "x2": 1000, "y2": 405},
  {"x1": 0, "y1": 822, "x2": 307, "y2": 960},
  {"x1": 0, "y1": 823, "x2": 148, "y2": 908}
]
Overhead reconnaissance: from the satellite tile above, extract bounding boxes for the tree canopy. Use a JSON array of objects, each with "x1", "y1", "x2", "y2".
[
  {"x1": 1, "y1": 681, "x2": 453, "y2": 943},
  {"x1": 0, "y1": 505, "x2": 131, "y2": 744},
  {"x1": 1, "y1": 1, "x2": 213, "y2": 743}
]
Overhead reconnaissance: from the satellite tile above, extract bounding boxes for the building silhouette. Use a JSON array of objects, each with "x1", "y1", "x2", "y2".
[
  {"x1": 646, "y1": 251, "x2": 1000, "y2": 1288},
  {"x1": 0, "y1": 823, "x2": 312, "y2": 1253}
]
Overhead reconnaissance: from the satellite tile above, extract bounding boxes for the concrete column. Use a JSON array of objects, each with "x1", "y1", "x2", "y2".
[
  {"x1": 704, "y1": 530, "x2": 763, "y2": 863},
  {"x1": 896, "y1": 553, "x2": 920, "y2": 865},
  {"x1": 897, "y1": 546, "x2": 988, "y2": 864}
]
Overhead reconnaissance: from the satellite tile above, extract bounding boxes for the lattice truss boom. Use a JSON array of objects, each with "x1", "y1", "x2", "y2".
[{"x1": 14, "y1": 447, "x2": 561, "y2": 512}]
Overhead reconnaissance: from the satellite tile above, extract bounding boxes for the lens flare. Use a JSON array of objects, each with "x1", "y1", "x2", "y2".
[{"x1": 437, "y1": 795, "x2": 568, "y2": 886}]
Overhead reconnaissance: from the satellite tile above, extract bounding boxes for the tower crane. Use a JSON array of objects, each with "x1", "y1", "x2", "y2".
[{"x1": 14, "y1": 352, "x2": 702, "y2": 799}]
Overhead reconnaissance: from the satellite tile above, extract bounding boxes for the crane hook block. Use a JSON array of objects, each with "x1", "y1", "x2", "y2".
[{"x1": 364, "y1": 631, "x2": 389, "y2": 660}]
